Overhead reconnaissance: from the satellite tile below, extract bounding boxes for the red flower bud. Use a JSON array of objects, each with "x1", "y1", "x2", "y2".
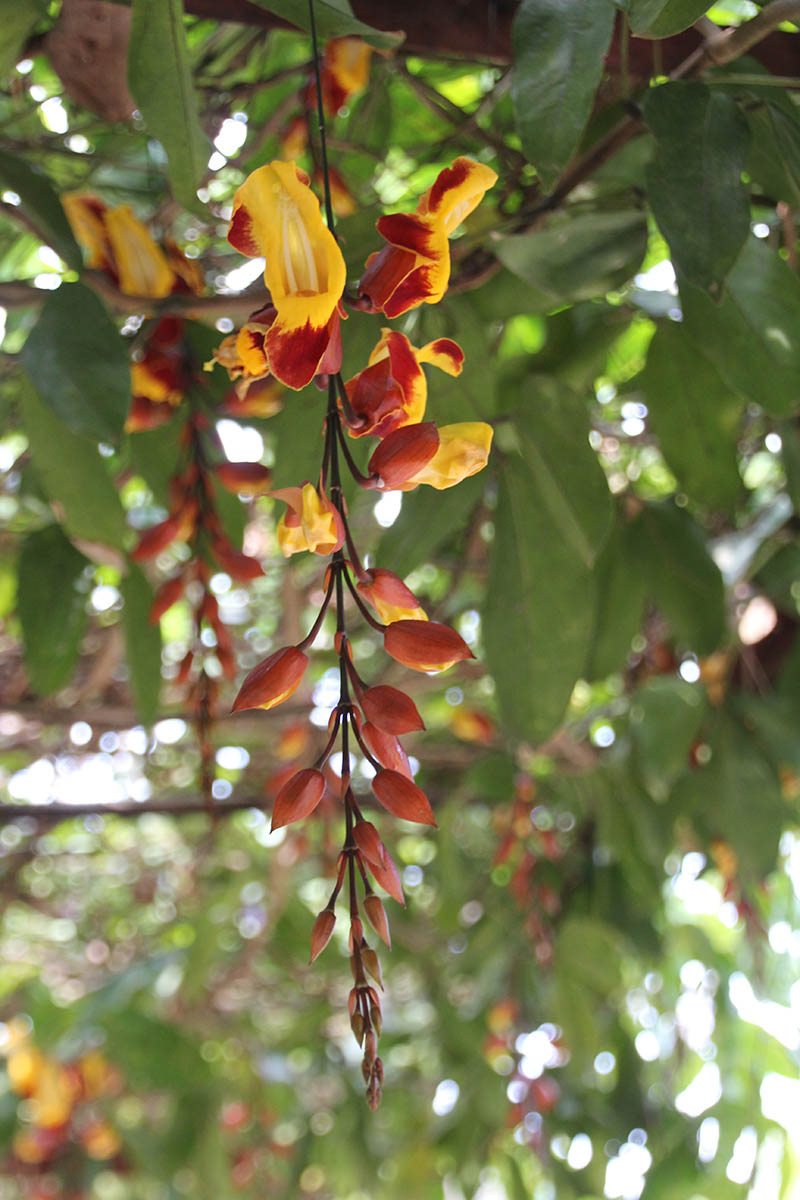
[
  {"x1": 362, "y1": 686, "x2": 424, "y2": 729},
  {"x1": 212, "y1": 538, "x2": 264, "y2": 581},
  {"x1": 366, "y1": 845, "x2": 405, "y2": 906},
  {"x1": 352, "y1": 820, "x2": 386, "y2": 870},
  {"x1": 362, "y1": 722, "x2": 412, "y2": 778},
  {"x1": 384, "y1": 619, "x2": 473, "y2": 672},
  {"x1": 363, "y1": 894, "x2": 391, "y2": 948},
  {"x1": 271, "y1": 767, "x2": 326, "y2": 830},
  {"x1": 232, "y1": 646, "x2": 308, "y2": 712},
  {"x1": 216, "y1": 461, "x2": 273, "y2": 496},
  {"x1": 149, "y1": 575, "x2": 185, "y2": 623},
  {"x1": 130, "y1": 515, "x2": 181, "y2": 561},
  {"x1": 309, "y1": 909, "x2": 336, "y2": 963},
  {"x1": 367, "y1": 422, "x2": 438, "y2": 489},
  {"x1": 373, "y1": 769, "x2": 436, "y2": 826},
  {"x1": 361, "y1": 685, "x2": 425, "y2": 735}
]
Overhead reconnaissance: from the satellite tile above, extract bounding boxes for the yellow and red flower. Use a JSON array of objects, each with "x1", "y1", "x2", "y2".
[
  {"x1": 227, "y1": 161, "x2": 347, "y2": 389},
  {"x1": 357, "y1": 568, "x2": 427, "y2": 623},
  {"x1": 321, "y1": 37, "x2": 373, "y2": 116},
  {"x1": 273, "y1": 482, "x2": 345, "y2": 557},
  {"x1": 358, "y1": 157, "x2": 497, "y2": 318},
  {"x1": 64, "y1": 193, "x2": 174, "y2": 298},
  {"x1": 367, "y1": 420, "x2": 493, "y2": 491},
  {"x1": 344, "y1": 330, "x2": 463, "y2": 438}
]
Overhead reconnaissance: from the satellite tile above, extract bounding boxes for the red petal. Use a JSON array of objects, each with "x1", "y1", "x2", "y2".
[
  {"x1": 216, "y1": 462, "x2": 272, "y2": 496},
  {"x1": 212, "y1": 539, "x2": 263, "y2": 581},
  {"x1": 272, "y1": 767, "x2": 325, "y2": 830},
  {"x1": 266, "y1": 313, "x2": 340, "y2": 391},
  {"x1": 384, "y1": 619, "x2": 474, "y2": 672},
  {"x1": 131, "y1": 515, "x2": 181, "y2": 561},
  {"x1": 372, "y1": 769, "x2": 436, "y2": 826},
  {"x1": 376, "y1": 212, "x2": 436, "y2": 257},
  {"x1": 358, "y1": 244, "x2": 416, "y2": 313},
  {"x1": 361, "y1": 686, "x2": 425, "y2": 735},
  {"x1": 228, "y1": 204, "x2": 261, "y2": 258}
]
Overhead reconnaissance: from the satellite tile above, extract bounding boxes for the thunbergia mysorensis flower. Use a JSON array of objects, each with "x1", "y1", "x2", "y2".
[
  {"x1": 227, "y1": 161, "x2": 347, "y2": 389},
  {"x1": 215, "y1": 68, "x2": 495, "y2": 1104},
  {"x1": 343, "y1": 330, "x2": 463, "y2": 438},
  {"x1": 358, "y1": 157, "x2": 498, "y2": 317},
  {"x1": 320, "y1": 36, "x2": 373, "y2": 116}
]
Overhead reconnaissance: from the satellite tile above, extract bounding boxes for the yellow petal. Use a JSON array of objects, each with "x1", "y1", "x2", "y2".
[
  {"x1": 104, "y1": 205, "x2": 174, "y2": 297},
  {"x1": 62, "y1": 192, "x2": 110, "y2": 268},
  {"x1": 410, "y1": 422, "x2": 493, "y2": 490},
  {"x1": 420, "y1": 157, "x2": 498, "y2": 235},
  {"x1": 228, "y1": 162, "x2": 345, "y2": 332}
]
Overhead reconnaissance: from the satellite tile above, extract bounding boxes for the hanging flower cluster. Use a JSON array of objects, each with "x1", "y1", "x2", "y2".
[
  {"x1": 129, "y1": 327, "x2": 267, "y2": 805},
  {"x1": 214, "y1": 139, "x2": 496, "y2": 1105},
  {"x1": 2, "y1": 1018, "x2": 122, "y2": 1168}
]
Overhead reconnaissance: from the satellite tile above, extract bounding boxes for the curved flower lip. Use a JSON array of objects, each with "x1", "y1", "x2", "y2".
[
  {"x1": 273, "y1": 482, "x2": 345, "y2": 557},
  {"x1": 227, "y1": 161, "x2": 347, "y2": 389},
  {"x1": 232, "y1": 646, "x2": 308, "y2": 712},
  {"x1": 406, "y1": 421, "x2": 494, "y2": 490},
  {"x1": 384, "y1": 619, "x2": 474, "y2": 672},
  {"x1": 367, "y1": 422, "x2": 439, "y2": 490},
  {"x1": 344, "y1": 331, "x2": 463, "y2": 439},
  {"x1": 358, "y1": 157, "x2": 497, "y2": 317}
]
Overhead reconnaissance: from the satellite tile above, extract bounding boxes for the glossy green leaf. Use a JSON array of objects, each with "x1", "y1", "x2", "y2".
[
  {"x1": 586, "y1": 512, "x2": 647, "y2": 679},
  {"x1": 18, "y1": 525, "x2": 89, "y2": 696},
  {"x1": 746, "y1": 100, "x2": 800, "y2": 208},
  {"x1": 496, "y1": 211, "x2": 648, "y2": 306},
  {"x1": 19, "y1": 375, "x2": 129, "y2": 550},
  {"x1": 0, "y1": 148, "x2": 81, "y2": 270},
  {"x1": 681, "y1": 237, "x2": 800, "y2": 418},
  {"x1": 630, "y1": 677, "x2": 706, "y2": 800},
  {"x1": 121, "y1": 566, "x2": 163, "y2": 725},
  {"x1": 247, "y1": 0, "x2": 403, "y2": 48},
  {"x1": 485, "y1": 387, "x2": 611, "y2": 742},
  {"x1": 644, "y1": 82, "x2": 750, "y2": 294},
  {"x1": 628, "y1": 0, "x2": 712, "y2": 38},
  {"x1": 511, "y1": 0, "x2": 616, "y2": 191},
  {"x1": 20, "y1": 282, "x2": 130, "y2": 441},
  {"x1": 641, "y1": 321, "x2": 743, "y2": 509},
  {"x1": 633, "y1": 503, "x2": 725, "y2": 653},
  {"x1": 0, "y1": 0, "x2": 46, "y2": 81},
  {"x1": 128, "y1": 0, "x2": 209, "y2": 213}
]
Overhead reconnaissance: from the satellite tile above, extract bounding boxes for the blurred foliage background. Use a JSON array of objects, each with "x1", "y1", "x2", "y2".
[{"x1": 1, "y1": 0, "x2": 800, "y2": 1196}]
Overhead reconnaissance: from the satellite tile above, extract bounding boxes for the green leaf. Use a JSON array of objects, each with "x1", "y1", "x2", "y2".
[
  {"x1": 0, "y1": 148, "x2": 82, "y2": 270},
  {"x1": 485, "y1": 386, "x2": 611, "y2": 742},
  {"x1": 746, "y1": 99, "x2": 800, "y2": 208},
  {"x1": 128, "y1": 0, "x2": 209, "y2": 213},
  {"x1": 629, "y1": 677, "x2": 706, "y2": 800},
  {"x1": 18, "y1": 525, "x2": 89, "y2": 696},
  {"x1": 121, "y1": 566, "x2": 163, "y2": 725},
  {"x1": 0, "y1": 0, "x2": 47, "y2": 82},
  {"x1": 672, "y1": 711, "x2": 785, "y2": 882},
  {"x1": 680, "y1": 237, "x2": 800, "y2": 418},
  {"x1": 633, "y1": 503, "x2": 725, "y2": 653},
  {"x1": 246, "y1": 0, "x2": 403, "y2": 48},
  {"x1": 19, "y1": 375, "x2": 129, "y2": 550},
  {"x1": 20, "y1": 282, "x2": 130, "y2": 441},
  {"x1": 511, "y1": 0, "x2": 616, "y2": 191},
  {"x1": 628, "y1": 0, "x2": 711, "y2": 38},
  {"x1": 586, "y1": 512, "x2": 647, "y2": 679},
  {"x1": 644, "y1": 82, "x2": 751, "y2": 294},
  {"x1": 640, "y1": 321, "x2": 743, "y2": 509},
  {"x1": 496, "y1": 210, "x2": 648, "y2": 306}
]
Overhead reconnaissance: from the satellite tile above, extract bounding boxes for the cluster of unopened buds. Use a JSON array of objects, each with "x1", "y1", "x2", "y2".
[{"x1": 210, "y1": 129, "x2": 497, "y2": 1103}]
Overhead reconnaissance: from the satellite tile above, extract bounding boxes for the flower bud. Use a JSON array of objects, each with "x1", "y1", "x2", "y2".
[
  {"x1": 131, "y1": 515, "x2": 181, "y2": 561},
  {"x1": 362, "y1": 723, "x2": 412, "y2": 778},
  {"x1": 352, "y1": 820, "x2": 386, "y2": 870},
  {"x1": 309, "y1": 909, "x2": 336, "y2": 963},
  {"x1": 367, "y1": 422, "x2": 438, "y2": 489},
  {"x1": 233, "y1": 646, "x2": 308, "y2": 712},
  {"x1": 361, "y1": 685, "x2": 425, "y2": 735},
  {"x1": 357, "y1": 568, "x2": 426, "y2": 624},
  {"x1": 271, "y1": 768, "x2": 326, "y2": 830},
  {"x1": 373, "y1": 770, "x2": 436, "y2": 826},
  {"x1": 361, "y1": 947, "x2": 383, "y2": 989},
  {"x1": 149, "y1": 575, "x2": 185, "y2": 623},
  {"x1": 367, "y1": 847, "x2": 405, "y2": 907},
  {"x1": 364, "y1": 894, "x2": 391, "y2": 948},
  {"x1": 211, "y1": 537, "x2": 264, "y2": 581},
  {"x1": 384, "y1": 619, "x2": 473, "y2": 672},
  {"x1": 216, "y1": 461, "x2": 273, "y2": 496}
]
